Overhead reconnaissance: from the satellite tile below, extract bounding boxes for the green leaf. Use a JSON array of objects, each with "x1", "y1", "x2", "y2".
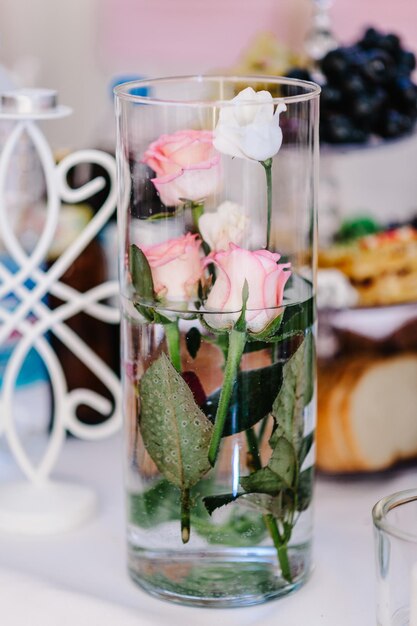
[
  {"x1": 267, "y1": 436, "x2": 297, "y2": 487},
  {"x1": 242, "y1": 340, "x2": 270, "y2": 354},
  {"x1": 247, "y1": 311, "x2": 283, "y2": 341},
  {"x1": 240, "y1": 491, "x2": 297, "y2": 522},
  {"x1": 202, "y1": 361, "x2": 283, "y2": 436},
  {"x1": 243, "y1": 333, "x2": 304, "y2": 364},
  {"x1": 239, "y1": 492, "x2": 282, "y2": 516},
  {"x1": 148, "y1": 211, "x2": 178, "y2": 220},
  {"x1": 154, "y1": 310, "x2": 175, "y2": 325},
  {"x1": 185, "y1": 327, "x2": 201, "y2": 359},
  {"x1": 130, "y1": 245, "x2": 175, "y2": 325},
  {"x1": 297, "y1": 466, "x2": 314, "y2": 512},
  {"x1": 303, "y1": 330, "x2": 315, "y2": 407},
  {"x1": 240, "y1": 467, "x2": 285, "y2": 496},
  {"x1": 202, "y1": 489, "x2": 291, "y2": 517},
  {"x1": 134, "y1": 302, "x2": 155, "y2": 322},
  {"x1": 244, "y1": 294, "x2": 314, "y2": 347},
  {"x1": 133, "y1": 303, "x2": 173, "y2": 324},
  {"x1": 299, "y1": 431, "x2": 314, "y2": 467},
  {"x1": 240, "y1": 437, "x2": 296, "y2": 496},
  {"x1": 129, "y1": 478, "x2": 267, "y2": 548},
  {"x1": 130, "y1": 244, "x2": 154, "y2": 301},
  {"x1": 139, "y1": 353, "x2": 213, "y2": 490},
  {"x1": 279, "y1": 295, "x2": 315, "y2": 337},
  {"x1": 203, "y1": 493, "x2": 241, "y2": 515},
  {"x1": 270, "y1": 334, "x2": 314, "y2": 455},
  {"x1": 129, "y1": 480, "x2": 180, "y2": 528},
  {"x1": 192, "y1": 508, "x2": 267, "y2": 547}
]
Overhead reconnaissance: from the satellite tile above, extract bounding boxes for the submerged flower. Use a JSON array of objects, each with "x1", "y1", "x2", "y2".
[
  {"x1": 203, "y1": 243, "x2": 291, "y2": 333},
  {"x1": 198, "y1": 201, "x2": 249, "y2": 252},
  {"x1": 143, "y1": 129, "x2": 221, "y2": 206},
  {"x1": 213, "y1": 87, "x2": 287, "y2": 162},
  {"x1": 141, "y1": 233, "x2": 203, "y2": 301}
]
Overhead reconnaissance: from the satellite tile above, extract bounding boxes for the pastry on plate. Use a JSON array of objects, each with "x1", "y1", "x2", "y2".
[{"x1": 319, "y1": 226, "x2": 417, "y2": 306}]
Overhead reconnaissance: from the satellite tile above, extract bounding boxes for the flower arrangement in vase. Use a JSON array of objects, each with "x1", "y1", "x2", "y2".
[{"x1": 115, "y1": 76, "x2": 320, "y2": 607}]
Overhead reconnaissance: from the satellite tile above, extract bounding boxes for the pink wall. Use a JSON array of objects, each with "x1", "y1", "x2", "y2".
[
  {"x1": 99, "y1": 0, "x2": 417, "y2": 76},
  {"x1": 332, "y1": 0, "x2": 417, "y2": 51}
]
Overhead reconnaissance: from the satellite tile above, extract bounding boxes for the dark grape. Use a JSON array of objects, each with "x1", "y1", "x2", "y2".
[
  {"x1": 292, "y1": 26, "x2": 417, "y2": 144},
  {"x1": 320, "y1": 49, "x2": 351, "y2": 82},
  {"x1": 320, "y1": 114, "x2": 368, "y2": 144},
  {"x1": 344, "y1": 45, "x2": 368, "y2": 69},
  {"x1": 286, "y1": 68, "x2": 312, "y2": 82},
  {"x1": 378, "y1": 33, "x2": 401, "y2": 57},
  {"x1": 341, "y1": 74, "x2": 367, "y2": 98},
  {"x1": 360, "y1": 49, "x2": 395, "y2": 85},
  {"x1": 376, "y1": 109, "x2": 414, "y2": 138},
  {"x1": 396, "y1": 50, "x2": 416, "y2": 75},
  {"x1": 351, "y1": 89, "x2": 387, "y2": 130},
  {"x1": 351, "y1": 94, "x2": 375, "y2": 120},
  {"x1": 391, "y1": 76, "x2": 417, "y2": 115},
  {"x1": 320, "y1": 84, "x2": 343, "y2": 111},
  {"x1": 358, "y1": 27, "x2": 383, "y2": 50}
]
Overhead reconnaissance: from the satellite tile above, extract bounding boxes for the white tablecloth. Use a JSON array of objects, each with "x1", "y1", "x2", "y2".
[{"x1": 1, "y1": 434, "x2": 416, "y2": 625}]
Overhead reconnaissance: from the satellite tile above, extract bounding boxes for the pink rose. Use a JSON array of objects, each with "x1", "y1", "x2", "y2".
[
  {"x1": 141, "y1": 233, "x2": 203, "y2": 301},
  {"x1": 204, "y1": 244, "x2": 291, "y2": 333},
  {"x1": 142, "y1": 129, "x2": 221, "y2": 206}
]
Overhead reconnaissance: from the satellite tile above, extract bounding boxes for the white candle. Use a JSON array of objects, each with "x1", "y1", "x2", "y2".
[{"x1": 409, "y1": 563, "x2": 417, "y2": 626}]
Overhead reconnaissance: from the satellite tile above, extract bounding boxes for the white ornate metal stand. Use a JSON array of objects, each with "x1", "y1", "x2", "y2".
[{"x1": 0, "y1": 89, "x2": 121, "y2": 533}]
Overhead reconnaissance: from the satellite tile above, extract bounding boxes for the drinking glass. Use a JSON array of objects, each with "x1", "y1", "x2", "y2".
[{"x1": 373, "y1": 489, "x2": 417, "y2": 626}]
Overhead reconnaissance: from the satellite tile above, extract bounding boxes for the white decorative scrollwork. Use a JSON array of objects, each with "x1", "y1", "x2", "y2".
[{"x1": 0, "y1": 114, "x2": 121, "y2": 491}]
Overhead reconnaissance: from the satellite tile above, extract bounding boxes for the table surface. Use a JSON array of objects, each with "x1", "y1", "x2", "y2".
[{"x1": 1, "y1": 434, "x2": 416, "y2": 625}]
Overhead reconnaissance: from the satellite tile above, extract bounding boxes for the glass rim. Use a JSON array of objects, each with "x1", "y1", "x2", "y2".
[
  {"x1": 113, "y1": 74, "x2": 321, "y2": 107},
  {"x1": 372, "y1": 488, "x2": 417, "y2": 543}
]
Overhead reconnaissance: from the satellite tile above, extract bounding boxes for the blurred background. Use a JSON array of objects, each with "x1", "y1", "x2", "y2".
[
  {"x1": 0, "y1": 0, "x2": 416, "y2": 149},
  {"x1": 2, "y1": 0, "x2": 417, "y2": 475}
]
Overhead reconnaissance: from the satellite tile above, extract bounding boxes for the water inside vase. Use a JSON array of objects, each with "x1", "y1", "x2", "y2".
[{"x1": 121, "y1": 274, "x2": 315, "y2": 607}]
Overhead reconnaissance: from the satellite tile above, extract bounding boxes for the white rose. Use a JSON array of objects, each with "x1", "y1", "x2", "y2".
[
  {"x1": 198, "y1": 201, "x2": 249, "y2": 251},
  {"x1": 213, "y1": 87, "x2": 287, "y2": 162}
]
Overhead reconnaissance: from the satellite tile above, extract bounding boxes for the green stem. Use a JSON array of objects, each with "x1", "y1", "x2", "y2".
[
  {"x1": 181, "y1": 488, "x2": 191, "y2": 544},
  {"x1": 244, "y1": 428, "x2": 293, "y2": 584},
  {"x1": 263, "y1": 514, "x2": 292, "y2": 583},
  {"x1": 208, "y1": 329, "x2": 246, "y2": 466},
  {"x1": 262, "y1": 158, "x2": 273, "y2": 249},
  {"x1": 191, "y1": 201, "x2": 204, "y2": 233},
  {"x1": 165, "y1": 321, "x2": 181, "y2": 372}
]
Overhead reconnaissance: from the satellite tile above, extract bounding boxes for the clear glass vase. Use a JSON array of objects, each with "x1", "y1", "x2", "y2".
[{"x1": 114, "y1": 76, "x2": 320, "y2": 607}]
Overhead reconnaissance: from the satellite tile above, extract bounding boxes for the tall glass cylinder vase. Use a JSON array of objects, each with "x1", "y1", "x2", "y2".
[{"x1": 115, "y1": 76, "x2": 320, "y2": 607}]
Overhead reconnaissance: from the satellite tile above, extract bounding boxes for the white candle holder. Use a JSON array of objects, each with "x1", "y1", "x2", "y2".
[{"x1": 0, "y1": 89, "x2": 121, "y2": 534}]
